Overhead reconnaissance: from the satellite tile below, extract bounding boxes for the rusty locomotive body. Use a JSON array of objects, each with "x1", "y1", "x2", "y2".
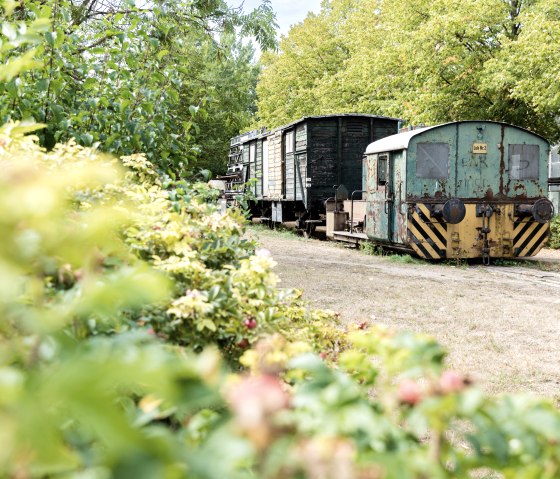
[
  {"x1": 222, "y1": 114, "x2": 399, "y2": 233},
  {"x1": 329, "y1": 121, "x2": 554, "y2": 262}
]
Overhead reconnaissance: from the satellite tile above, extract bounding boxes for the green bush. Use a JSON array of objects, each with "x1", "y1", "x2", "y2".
[{"x1": 549, "y1": 215, "x2": 560, "y2": 249}]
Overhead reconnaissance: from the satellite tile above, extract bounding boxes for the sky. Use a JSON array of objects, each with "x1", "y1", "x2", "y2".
[{"x1": 233, "y1": 0, "x2": 323, "y2": 36}]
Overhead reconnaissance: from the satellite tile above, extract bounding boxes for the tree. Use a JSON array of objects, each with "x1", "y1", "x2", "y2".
[
  {"x1": 256, "y1": 0, "x2": 560, "y2": 141},
  {"x1": 255, "y1": 1, "x2": 352, "y2": 128},
  {"x1": 0, "y1": 0, "x2": 277, "y2": 175}
]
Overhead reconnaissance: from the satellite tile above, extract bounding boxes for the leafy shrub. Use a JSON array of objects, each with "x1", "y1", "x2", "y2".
[
  {"x1": 3, "y1": 123, "x2": 560, "y2": 479},
  {"x1": 79, "y1": 152, "x2": 346, "y2": 364},
  {"x1": 0, "y1": 122, "x2": 227, "y2": 477},
  {"x1": 549, "y1": 214, "x2": 560, "y2": 249}
]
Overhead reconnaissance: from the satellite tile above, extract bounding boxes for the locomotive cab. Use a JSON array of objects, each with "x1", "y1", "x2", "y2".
[{"x1": 363, "y1": 121, "x2": 553, "y2": 262}]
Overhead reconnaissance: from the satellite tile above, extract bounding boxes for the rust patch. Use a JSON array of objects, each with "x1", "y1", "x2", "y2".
[
  {"x1": 484, "y1": 187, "x2": 494, "y2": 199},
  {"x1": 499, "y1": 126, "x2": 505, "y2": 195}
]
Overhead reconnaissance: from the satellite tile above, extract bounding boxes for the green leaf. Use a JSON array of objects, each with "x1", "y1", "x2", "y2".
[
  {"x1": 2, "y1": 22, "x2": 17, "y2": 41},
  {"x1": 83, "y1": 77, "x2": 98, "y2": 89},
  {"x1": 36, "y1": 78, "x2": 49, "y2": 91},
  {"x1": 81, "y1": 133, "x2": 94, "y2": 146},
  {"x1": 157, "y1": 49, "x2": 169, "y2": 60},
  {"x1": 45, "y1": 31, "x2": 56, "y2": 46}
]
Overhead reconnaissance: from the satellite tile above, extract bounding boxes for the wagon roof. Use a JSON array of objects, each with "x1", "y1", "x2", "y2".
[
  {"x1": 272, "y1": 113, "x2": 401, "y2": 133},
  {"x1": 364, "y1": 121, "x2": 549, "y2": 155}
]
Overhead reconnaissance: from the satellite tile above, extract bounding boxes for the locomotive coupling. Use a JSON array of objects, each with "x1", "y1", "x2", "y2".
[{"x1": 516, "y1": 198, "x2": 554, "y2": 224}]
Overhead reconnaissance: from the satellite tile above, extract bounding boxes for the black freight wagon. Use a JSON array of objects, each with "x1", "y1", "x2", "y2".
[{"x1": 225, "y1": 114, "x2": 399, "y2": 232}]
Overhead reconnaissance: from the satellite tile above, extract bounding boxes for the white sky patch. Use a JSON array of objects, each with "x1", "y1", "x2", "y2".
[{"x1": 231, "y1": 0, "x2": 323, "y2": 40}]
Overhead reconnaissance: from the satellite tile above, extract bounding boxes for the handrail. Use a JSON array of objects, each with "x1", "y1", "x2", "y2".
[{"x1": 350, "y1": 190, "x2": 367, "y2": 233}]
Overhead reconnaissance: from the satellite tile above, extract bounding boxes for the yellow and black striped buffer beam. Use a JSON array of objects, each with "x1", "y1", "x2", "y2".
[
  {"x1": 407, "y1": 204, "x2": 447, "y2": 259},
  {"x1": 513, "y1": 219, "x2": 549, "y2": 257}
]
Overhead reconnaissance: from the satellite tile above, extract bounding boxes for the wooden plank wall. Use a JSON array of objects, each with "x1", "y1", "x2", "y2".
[
  {"x1": 341, "y1": 118, "x2": 371, "y2": 193},
  {"x1": 268, "y1": 131, "x2": 283, "y2": 198},
  {"x1": 232, "y1": 117, "x2": 399, "y2": 206},
  {"x1": 255, "y1": 140, "x2": 263, "y2": 197},
  {"x1": 284, "y1": 130, "x2": 295, "y2": 200},
  {"x1": 295, "y1": 123, "x2": 308, "y2": 203},
  {"x1": 308, "y1": 119, "x2": 339, "y2": 201}
]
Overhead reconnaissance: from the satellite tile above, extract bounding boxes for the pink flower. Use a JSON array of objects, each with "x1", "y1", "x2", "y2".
[
  {"x1": 227, "y1": 374, "x2": 289, "y2": 428},
  {"x1": 439, "y1": 371, "x2": 466, "y2": 394},
  {"x1": 397, "y1": 379, "x2": 423, "y2": 406}
]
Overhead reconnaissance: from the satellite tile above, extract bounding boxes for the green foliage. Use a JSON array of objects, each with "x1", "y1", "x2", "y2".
[
  {"x1": 360, "y1": 241, "x2": 386, "y2": 256},
  {"x1": 3, "y1": 124, "x2": 560, "y2": 478},
  {"x1": 0, "y1": 121, "x2": 228, "y2": 477},
  {"x1": 237, "y1": 327, "x2": 560, "y2": 479},
  {"x1": 103, "y1": 156, "x2": 346, "y2": 363},
  {"x1": 549, "y1": 215, "x2": 560, "y2": 249},
  {"x1": 256, "y1": 7, "x2": 349, "y2": 128},
  {"x1": 256, "y1": 0, "x2": 560, "y2": 141},
  {"x1": 0, "y1": 0, "x2": 276, "y2": 176}
]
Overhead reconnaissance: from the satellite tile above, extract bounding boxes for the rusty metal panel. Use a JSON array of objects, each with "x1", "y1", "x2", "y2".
[
  {"x1": 365, "y1": 153, "x2": 389, "y2": 241},
  {"x1": 365, "y1": 150, "x2": 407, "y2": 244},
  {"x1": 405, "y1": 122, "x2": 550, "y2": 201}
]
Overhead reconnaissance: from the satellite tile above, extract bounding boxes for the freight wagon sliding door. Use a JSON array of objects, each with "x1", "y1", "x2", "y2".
[
  {"x1": 262, "y1": 139, "x2": 270, "y2": 197},
  {"x1": 295, "y1": 153, "x2": 307, "y2": 203},
  {"x1": 249, "y1": 142, "x2": 257, "y2": 195},
  {"x1": 295, "y1": 123, "x2": 308, "y2": 205},
  {"x1": 255, "y1": 140, "x2": 263, "y2": 197},
  {"x1": 284, "y1": 130, "x2": 295, "y2": 200},
  {"x1": 341, "y1": 118, "x2": 370, "y2": 194}
]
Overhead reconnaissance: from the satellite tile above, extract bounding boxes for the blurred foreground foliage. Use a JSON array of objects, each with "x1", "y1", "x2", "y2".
[
  {"x1": 2, "y1": 4, "x2": 560, "y2": 478},
  {"x1": 2, "y1": 123, "x2": 560, "y2": 479}
]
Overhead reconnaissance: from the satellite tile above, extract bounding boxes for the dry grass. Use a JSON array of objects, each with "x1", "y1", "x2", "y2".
[{"x1": 253, "y1": 227, "x2": 560, "y2": 399}]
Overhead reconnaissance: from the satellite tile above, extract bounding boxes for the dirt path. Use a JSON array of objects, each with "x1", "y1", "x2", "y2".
[{"x1": 251, "y1": 228, "x2": 560, "y2": 399}]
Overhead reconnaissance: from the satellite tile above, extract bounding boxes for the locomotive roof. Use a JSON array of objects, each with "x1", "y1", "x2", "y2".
[
  {"x1": 364, "y1": 121, "x2": 549, "y2": 155},
  {"x1": 365, "y1": 126, "x2": 434, "y2": 154}
]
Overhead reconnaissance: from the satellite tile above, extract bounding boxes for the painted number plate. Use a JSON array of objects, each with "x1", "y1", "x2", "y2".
[{"x1": 473, "y1": 143, "x2": 488, "y2": 154}]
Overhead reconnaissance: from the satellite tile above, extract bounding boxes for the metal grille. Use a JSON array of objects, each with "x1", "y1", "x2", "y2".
[
  {"x1": 416, "y1": 142, "x2": 449, "y2": 179},
  {"x1": 509, "y1": 144, "x2": 539, "y2": 180}
]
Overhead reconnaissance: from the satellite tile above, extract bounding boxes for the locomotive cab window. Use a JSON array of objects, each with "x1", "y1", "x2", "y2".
[
  {"x1": 378, "y1": 155, "x2": 388, "y2": 185},
  {"x1": 509, "y1": 144, "x2": 539, "y2": 180},
  {"x1": 416, "y1": 142, "x2": 449, "y2": 179}
]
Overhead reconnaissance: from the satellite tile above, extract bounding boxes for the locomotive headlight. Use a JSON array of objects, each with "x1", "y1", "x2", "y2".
[
  {"x1": 531, "y1": 198, "x2": 554, "y2": 223},
  {"x1": 442, "y1": 198, "x2": 466, "y2": 224}
]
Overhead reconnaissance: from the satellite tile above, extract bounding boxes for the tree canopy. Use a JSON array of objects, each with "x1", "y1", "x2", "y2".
[
  {"x1": 0, "y1": 0, "x2": 277, "y2": 176},
  {"x1": 256, "y1": 0, "x2": 560, "y2": 142}
]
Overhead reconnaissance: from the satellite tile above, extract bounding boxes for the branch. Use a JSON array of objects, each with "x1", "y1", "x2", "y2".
[{"x1": 75, "y1": 33, "x2": 118, "y2": 54}]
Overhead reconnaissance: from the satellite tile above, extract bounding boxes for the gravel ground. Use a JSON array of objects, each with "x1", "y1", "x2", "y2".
[{"x1": 251, "y1": 227, "x2": 560, "y2": 399}]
